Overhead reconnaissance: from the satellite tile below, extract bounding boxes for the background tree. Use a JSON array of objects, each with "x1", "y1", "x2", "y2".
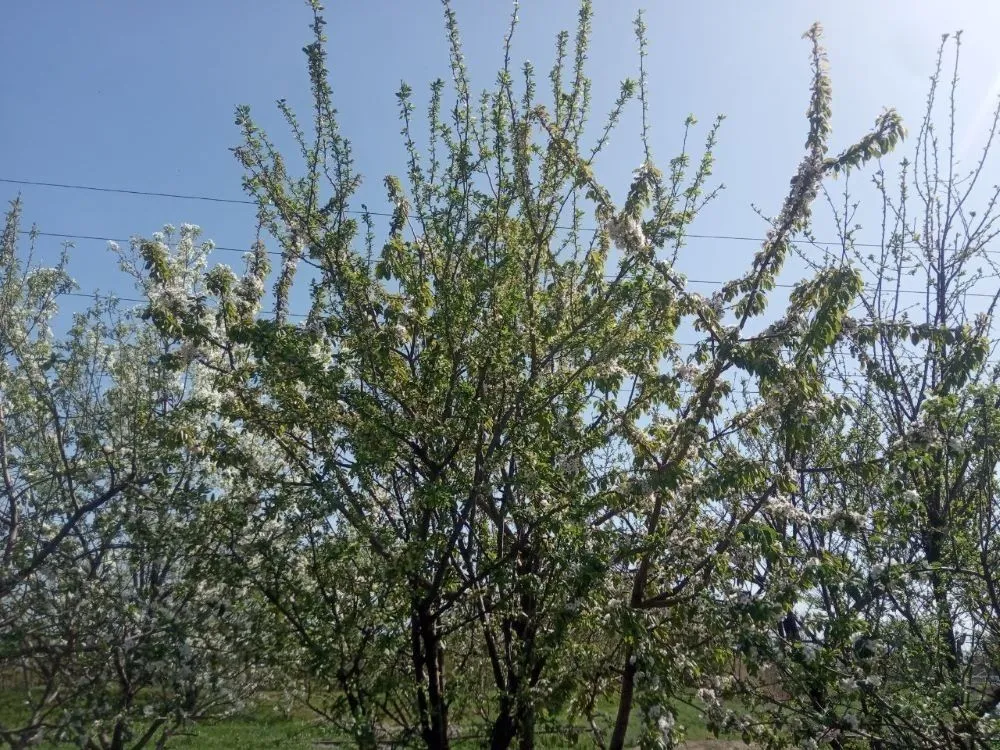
[
  {"x1": 0, "y1": 212, "x2": 263, "y2": 749},
  {"x1": 734, "y1": 31, "x2": 1000, "y2": 750}
]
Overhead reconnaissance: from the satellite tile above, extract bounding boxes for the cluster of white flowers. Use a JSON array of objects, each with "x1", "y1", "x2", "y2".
[
  {"x1": 802, "y1": 642, "x2": 820, "y2": 663},
  {"x1": 177, "y1": 340, "x2": 202, "y2": 365},
  {"x1": 239, "y1": 264, "x2": 266, "y2": 300},
  {"x1": 654, "y1": 261, "x2": 687, "y2": 287},
  {"x1": 902, "y1": 413, "x2": 945, "y2": 447},
  {"x1": 608, "y1": 215, "x2": 648, "y2": 253},
  {"x1": 824, "y1": 508, "x2": 865, "y2": 530},
  {"x1": 688, "y1": 292, "x2": 705, "y2": 307},
  {"x1": 309, "y1": 337, "x2": 335, "y2": 371},
  {"x1": 696, "y1": 687, "x2": 721, "y2": 707},
  {"x1": 608, "y1": 362, "x2": 629, "y2": 378},
  {"x1": 766, "y1": 495, "x2": 813, "y2": 524},
  {"x1": 676, "y1": 474, "x2": 704, "y2": 498},
  {"x1": 647, "y1": 705, "x2": 675, "y2": 739},
  {"x1": 838, "y1": 677, "x2": 858, "y2": 693},
  {"x1": 634, "y1": 669, "x2": 661, "y2": 691},
  {"x1": 675, "y1": 362, "x2": 700, "y2": 382}
]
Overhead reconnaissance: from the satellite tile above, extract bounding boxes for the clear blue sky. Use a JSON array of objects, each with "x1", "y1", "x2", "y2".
[{"x1": 2, "y1": 1, "x2": 999, "y2": 320}]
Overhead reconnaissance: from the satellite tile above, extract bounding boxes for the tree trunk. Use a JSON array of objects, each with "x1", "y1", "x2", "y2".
[
  {"x1": 489, "y1": 695, "x2": 517, "y2": 750},
  {"x1": 109, "y1": 720, "x2": 126, "y2": 750},
  {"x1": 608, "y1": 644, "x2": 637, "y2": 750},
  {"x1": 489, "y1": 668, "x2": 541, "y2": 750},
  {"x1": 925, "y1": 523, "x2": 961, "y2": 680},
  {"x1": 515, "y1": 699, "x2": 535, "y2": 750},
  {"x1": 411, "y1": 599, "x2": 450, "y2": 750}
]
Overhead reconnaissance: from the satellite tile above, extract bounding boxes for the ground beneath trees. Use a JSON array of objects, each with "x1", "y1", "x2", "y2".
[{"x1": 308, "y1": 744, "x2": 748, "y2": 749}]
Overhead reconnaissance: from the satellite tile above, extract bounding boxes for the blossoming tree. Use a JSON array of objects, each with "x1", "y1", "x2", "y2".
[
  {"x1": 129, "y1": 3, "x2": 905, "y2": 749},
  {"x1": 730, "y1": 32, "x2": 1000, "y2": 750},
  {"x1": 0, "y1": 209, "x2": 262, "y2": 749}
]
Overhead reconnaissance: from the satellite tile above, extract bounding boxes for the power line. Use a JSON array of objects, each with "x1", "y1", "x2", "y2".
[
  {"x1": 1, "y1": 178, "x2": 257, "y2": 207},
  {"x1": 8, "y1": 176, "x2": 1000, "y2": 300},
  {"x1": 21, "y1": 229, "x2": 279, "y2": 257},
  {"x1": 9, "y1": 176, "x2": 1000, "y2": 409},
  {"x1": 64, "y1": 290, "x2": 144, "y2": 305},
  {"x1": 24, "y1": 228, "x2": 1000, "y2": 301},
  {"x1": 0, "y1": 175, "x2": 919, "y2": 249}
]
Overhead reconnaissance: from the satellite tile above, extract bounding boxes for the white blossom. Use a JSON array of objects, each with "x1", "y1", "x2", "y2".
[
  {"x1": 676, "y1": 363, "x2": 700, "y2": 381},
  {"x1": 608, "y1": 215, "x2": 648, "y2": 252},
  {"x1": 766, "y1": 496, "x2": 812, "y2": 524},
  {"x1": 657, "y1": 712, "x2": 675, "y2": 735},
  {"x1": 608, "y1": 363, "x2": 629, "y2": 378},
  {"x1": 802, "y1": 642, "x2": 820, "y2": 662},
  {"x1": 697, "y1": 687, "x2": 719, "y2": 706}
]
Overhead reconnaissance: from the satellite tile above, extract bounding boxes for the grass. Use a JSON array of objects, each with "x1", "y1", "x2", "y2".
[
  {"x1": 164, "y1": 697, "x2": 739, "y2": 748},
  {"x1": 157, "y1": 712, "x2": 331, "y2": 749},
  {"x1": 0, "y1": 698, "x2": 331, "y2": 749},
  {"x1": 0, "y1": 690, "x2": 738, "y2": 748}
]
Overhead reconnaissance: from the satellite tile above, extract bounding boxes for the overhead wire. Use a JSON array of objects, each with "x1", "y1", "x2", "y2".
[
  {"x1": 0, "y1": 175, "x2": 932, "y2": 248},
  {"x1": 5, "y1": 175, "x2": 999, "y2": 313},
  {"x1": 20, "y1": 228, "x2": 1000, "y2": 300}
]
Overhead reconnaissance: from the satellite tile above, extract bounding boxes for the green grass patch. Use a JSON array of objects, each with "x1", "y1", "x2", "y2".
[
  {"x1": 0, "y1": 689, "x2": 741, "y2": 748},
  {"x1": 163, "y1": 712, "x2": 332, "y2": 749}
]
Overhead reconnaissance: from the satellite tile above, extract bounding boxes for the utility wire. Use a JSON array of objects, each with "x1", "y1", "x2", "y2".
[
  {"x1": 21, "y1": 229, "x2": 276, "y2": 257},
  {"x1": 1, "y1": 178, "x2": 257, "y2": 207},
  {"x1": 23, "y1": 228, "x2": 1000, "y2": 301},
  {"x1": 8, "y1": 176, "x2": 1000, "y2": 300},
  {"x1": 0, "y1": 175, "x2": 916, "y2": 249}
]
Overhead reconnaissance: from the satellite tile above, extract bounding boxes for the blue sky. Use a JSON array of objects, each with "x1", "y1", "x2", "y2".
[{"x1": 2, "y1": 1, "x2": 999, "y2": 321}]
